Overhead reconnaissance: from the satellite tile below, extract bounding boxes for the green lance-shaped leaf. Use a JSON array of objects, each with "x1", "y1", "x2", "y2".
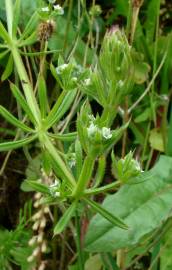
[
  {"x1": 0, "y1": 135, "x2": 37, "y2": 152},
  {"x1": 50, "y1": 63, "x2": 63, "y2": 89},
  {"x1": 93, "y1": 155, "x2": 106, "y2": 188},
  {"x1": 0, "y1": 105, "x2": 34, "y2": 132},
  {"x1": 18, "y1": 31, "x2": 37, "y2": 47},
  {"x1": 48, "y1": 132, "x2": 77, "y2": 141},
  {"x1": 26, "y1": 180, "x2": 50, "y2": 194},
  {"x1": 75, "y1": 139, "x2": 83, "y2": 180},
  {"x1": 0, "y1": 22, "x2": 12, "y2": 44},
  {"x1": 85, "y1": 155, "x2": 172, "y2": 252},
  {"x1": 1, "y1": 54, "x2": 13, "y2": 81},
  {"x1": 0, "y1": 49, "x2": 10, "y2": 60},
  {"x1": 45, "y1": 89, "x2": 77, "y2": 129},
  {"x1": 12, "y1": 0, "x2": 21, "y2": 37},
  {"x1": 73, "y1": 154, "x2": 95, "y2": 198},
  {"x1": 40, "y1": 134, "x2": 76, "y2": 189},
  {"x1": 84, "y1": 197, "x2": 128, "y2": 230},
  {"x1": 10, "y1": 83, "x2": 36, "y2": 125},
  {"x1": 54, "y1": 201, "x2": 78, "y2": 235},
  {"x1": 19, "y1": 12, "x2": 38, "y2": 40},
  {"x1": 11, "y1": 46, "x2": 41, "y2": 124},
  {"x1": 38, "y1": 75, "x2": 48, "y2": 118},
  {"x1": 20, "y1": 49, "x2": 61, "y2": 57}
]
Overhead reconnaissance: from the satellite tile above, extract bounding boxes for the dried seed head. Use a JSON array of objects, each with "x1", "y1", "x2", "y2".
[
  {"x1": 34, "y1": 192, "x2": 42, "y2": 200},
  {"x1": 33, "y1": 246, "x2": 40, "y2": 257},
  {"x1": 28, "y1": 236, "x2": 37, "y2": 246},
  {"x1": 41, "y1": 241, "x2": 47, "y2": 253},
  {"x1": 27, "y1": 255, "x2": 35, "y2": 262},
  {"x1": 40, "y1": 217, "x2": 46, "y2": 229},
  {"x1": 38, "y1": 20, "x2": 55, "y2": 42},
  {"x1": 32, "y1": 220, "x2": 40, "y2": 231},
  {"x1": 38, "y1": 262, "x2": 46, "y2": 270},
  {"x1": 37, "y1": 232, "x2": 44, "y2": 243}
]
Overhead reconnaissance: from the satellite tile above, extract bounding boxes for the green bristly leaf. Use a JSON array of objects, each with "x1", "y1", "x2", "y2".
[
  {"x1": 10, "y1": 83, "x2": 36, "y2": 125},
  {"x1": 1, "y1": 54, "x2": 13, "y2": 81},
  {"x1": 0, "y1": 105, "x2": 34, "y2": 132},
  {"x1": 45, "y1": 89, "x2": 77, "y2": 129},
  {"x1": 12, "y1": 0, "x2": 21, "y2": 37},
  {"x1": 0, "y1": 22, "x2": 12, "y2": 44},
  {"x1": 48, "y1": 132, "x2": 77, "y2": 141},
  {"x1": 84, "y1": 197, "x2": 128, "y2": 230},
  {"x1": 0, "y1": 135, "x2": 37, "y2": 152},
  {"x1": 26, "y1": 180, "x2": 50, "y2": 194},
  {"x1": 54, "y1": 201, "x2": 78, "y2": 235},
  {"x1": 38, "y1": 75, "x2": 48, "y2": 119}
]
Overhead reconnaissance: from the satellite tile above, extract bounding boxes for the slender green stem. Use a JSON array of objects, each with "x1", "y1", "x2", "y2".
[
  {"x1": 75, "y1": 210, "x2": 84, "y2": 270},
  {"x1": 40, "y1": 134, "x2": 76, "y2": 189},
  {"x1": 73, "y1": 154, "x2": 95, "y2": 198},
  {"x1": 11, "y1": 46, "x2": 41, "y2": 124},
  {"x1": 63, "y1": 0, "x2": 73, "y2": 55}
]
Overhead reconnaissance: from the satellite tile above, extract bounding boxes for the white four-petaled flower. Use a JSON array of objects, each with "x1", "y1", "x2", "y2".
[
  {"x1": 41, "y1": 6, "x2": 49, "y2": 12},
  {"x1": 102, "y1": 127, "x2": 112, "y2": 139},
  {"x1": 54, "y1": 4, "x2": 64, "y2": 15}
]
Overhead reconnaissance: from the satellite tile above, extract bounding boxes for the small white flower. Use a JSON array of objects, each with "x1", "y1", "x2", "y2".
[
  {"x1": 50, "y1": 179, "x2": 60, "y2": 188},
  {"x1": 84, "y1": 78, "x2": 91, "y2": 86},
  {"x1": 72, "y1": 77, "x2": 77, "y2": 83},
  {"x1": 68, "y1": 153, "x2": 76, "y2": 168},
  {"x1": 41, "y1": 6, "x2": 49, "y2": 12},
  {"x1": 87, "y1": 123, "x2": 98, "y2": 137},
  {"x1": 88, "y1": 114, "x2": 95, "y2": 121},
  {"x1": 49, "y1": 179, "x2": 61, "y2": 198},
  {"x1": 102, "y1": 127, "x2": 112, "y2": 139},
  {"x1": 118, "y1": 80, "x2": 124, "y2": 88},
  {"x1": 56, "y1": 63, "x2": 68, "y2": 74},
  {"x1": 134, "y1": 160, "x2": 144, "y2": 172},
  {"x1": 27, "y1": 255, "x2": 34, "y2": 262},
  {"x1": 53, "y1": 4, "x2": 64, "y2": 15}
]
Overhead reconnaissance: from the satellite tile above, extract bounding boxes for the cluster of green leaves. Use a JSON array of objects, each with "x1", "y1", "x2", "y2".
[{"x1": 0, "y1": 205, "x2": 35, "y2": 270}]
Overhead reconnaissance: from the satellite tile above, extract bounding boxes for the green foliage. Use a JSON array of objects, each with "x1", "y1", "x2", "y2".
[
  {"x1": 85, "y1": 155, "x2": 172, "y2": 252},
  {"x1": 0, "y1": 218, "x2": 34, "y2": 270}
]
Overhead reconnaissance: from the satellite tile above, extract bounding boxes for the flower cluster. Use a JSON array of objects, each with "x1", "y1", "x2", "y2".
[
  {"x1": 87, "y1": 120, "x2": 112, "y2": 141},
  {"x1": 112, "y1": 151, "x2": 143, "y2": 183},
  {"x1": 41, "y1": 4, "x2": 64, "y2": 15}
]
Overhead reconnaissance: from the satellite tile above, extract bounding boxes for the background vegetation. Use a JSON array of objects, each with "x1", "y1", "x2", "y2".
[{"x1": 0, "y1": 0, "x2": 172, "y2": 269}]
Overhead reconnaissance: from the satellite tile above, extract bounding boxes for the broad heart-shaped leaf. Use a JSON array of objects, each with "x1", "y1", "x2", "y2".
[{"x1": 85, "y1": 155, "x2": 172, "y2": 252}]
